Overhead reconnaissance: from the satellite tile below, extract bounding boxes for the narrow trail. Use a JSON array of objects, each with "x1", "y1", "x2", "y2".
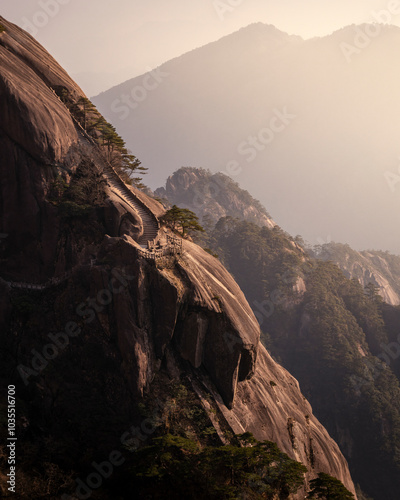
[{"x1": 101, "y1": 162, "x2": 159, "y2": 247}]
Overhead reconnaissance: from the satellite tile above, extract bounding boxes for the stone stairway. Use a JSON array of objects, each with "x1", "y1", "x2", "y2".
[
  {"x1": 102, "y1": 163, "x2": 159, "y2": 247},
  {"x1": 49, "y1": 87, "x2": 161, "y2": 248}
]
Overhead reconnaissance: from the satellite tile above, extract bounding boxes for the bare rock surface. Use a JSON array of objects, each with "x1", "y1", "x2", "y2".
[
  {"x1": 95, "y1": 234, "x2": 356, "y2": 497},
  {"x1": 213, "y1": 345, "x2": 357, "y2": 497},
  {"x1": 0, "y1": 16, "x2": 81, "y2": 162}
]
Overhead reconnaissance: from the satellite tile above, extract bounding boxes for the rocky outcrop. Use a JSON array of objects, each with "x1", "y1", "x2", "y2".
[
  {"x1": 0, "y1": 16, "x2": 357, "y2": 499},
  {"x1": 0, "y1": 16, "x2": 82, "y2": 162},
  {"x1": 155, "y1": 167, "x2": 275, "y2": 228},
  {"x1": 95, "y1": 234, "x2": 259, "y2": 407}
]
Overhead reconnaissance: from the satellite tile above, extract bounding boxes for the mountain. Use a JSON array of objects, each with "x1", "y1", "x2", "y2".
[
  {"x1": 0, "y1": 17, "x2": 356, "y2": 499},
  {"x1": 155, "y1": 166, "x2": 275, "y2": 228},
  {"x1": 93, "y1": 22, "x2": 400, "y2": 254},
  {"x1": 198, "y1": 216, "x2": 400, "y2": 500},
  {"x1": 310, "y1": 242, "x2": 400, "y2": 306}
]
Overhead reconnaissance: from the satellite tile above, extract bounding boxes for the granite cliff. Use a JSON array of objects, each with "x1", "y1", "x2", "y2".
[{"x1": 0, "y1": 16, "x2": 356, "y2": 498}]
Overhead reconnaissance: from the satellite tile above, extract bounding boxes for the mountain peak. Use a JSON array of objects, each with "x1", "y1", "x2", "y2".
[
  {"x1": 217, "y1": 21, "x2": 303, "y2": 46},
  {"x1": 155, "y1": 167, "x2": 275, "y2": 229}
]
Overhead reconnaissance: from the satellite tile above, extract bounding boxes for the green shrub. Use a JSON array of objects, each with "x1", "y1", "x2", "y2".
[
  {"x1": 58, "y1": 201, "x2": 92, "y2": 218},
  {"x1": 130, "y1": 432, "x2": 308, "y2": 499}
]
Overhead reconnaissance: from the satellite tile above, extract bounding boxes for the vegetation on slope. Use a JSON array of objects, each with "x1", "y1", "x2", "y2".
[
  {"x1": 104, "y1": 378, "x2": 352, "y2": 500},
  {"x1": 310, "y1": 241, "x2": 400, "y2": 305},
  {"x1": 0, "y1": 340, "x2": 353, "y2": 499},
  {"x1": 127, "y1": 432, "x2": 308, "y2": 499},
  {"x1": 308, "y1": 472, "x2": 355, "y2": 500},
  {"x1": 53, "y1": 87, "x2": 147, "y2": 187}
]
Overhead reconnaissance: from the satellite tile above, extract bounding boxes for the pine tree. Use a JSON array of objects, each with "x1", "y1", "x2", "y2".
[
  {"x1": 307, "y1": 472, "x2": 354, "y2": 499},
  {"x1": 77, "y1": 96, "x2": 99, "y2": 131},
  {"x1": 161, "y1": 205, "x2": 204, "y2": 237}
]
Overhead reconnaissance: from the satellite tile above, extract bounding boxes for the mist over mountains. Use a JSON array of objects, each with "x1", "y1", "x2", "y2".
[{"x1": 93, "y1": 22, "x2": 400, "y2": 254}]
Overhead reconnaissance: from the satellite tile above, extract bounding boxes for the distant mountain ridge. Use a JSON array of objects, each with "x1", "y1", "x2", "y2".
[
  {"x1": 158, "y1": 167, "x2": 400, "y2": 308},
  {"x1": 93, "y1": 21, "x2": 400, "y2": 253},
  {"x1": 310, "y1": 242, "x2": 400, "y2": 306},
  {"x1": 155, "y1": 166, "x2": 275, "y2": 228}
]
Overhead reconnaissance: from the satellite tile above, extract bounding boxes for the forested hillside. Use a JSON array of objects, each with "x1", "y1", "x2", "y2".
[
  {"x1": 196, "y1": 217, "x2": 400, "y2": 500},
  {"x1": 310, "y1": 242, "x2": 400, "y2": 306}
]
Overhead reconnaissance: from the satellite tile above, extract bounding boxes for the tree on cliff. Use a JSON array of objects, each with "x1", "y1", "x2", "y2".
[
  {"x1": 364, "y1": 282, "x2": 383, "y2": 305},
  {"x1": 120, "y1": 149, "x2": 148, "y2": 188},
  {"x1": 161, "y1": 205, "x2": 204, "y2": 237},
  {"x1": 307, "y1": 472, "x2": 354, "y2": 499},
  {"x1": 54, "y1": 89, "x2": 148, "y2": 187},
  {"x1": 77, "y1": 96, "x2": 99, "y2": 131}
]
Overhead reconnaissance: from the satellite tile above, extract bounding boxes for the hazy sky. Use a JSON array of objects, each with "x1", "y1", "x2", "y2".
[{"x1": 1, "y1": 0, "x2": 397, "y2": 95}]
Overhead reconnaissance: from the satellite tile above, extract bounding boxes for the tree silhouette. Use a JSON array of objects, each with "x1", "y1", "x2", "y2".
[{"x1": 161, "y1": 205, "x2": 204, "y2": 237}]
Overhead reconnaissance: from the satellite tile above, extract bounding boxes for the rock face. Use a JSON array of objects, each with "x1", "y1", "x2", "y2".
[
  {"x1": 312, "y1": 242, "x2": 400, "y2": 305},
  {"x1": 155, "y1": 166, "x2": 275, "y2": 228},
  {"x1": 96, "y1": 235, "x2": 259, "y2": 407},
  {"x1": 0, "y1": 16, "x2": 356, "y2": 499},
  {"x1": 0, "y1": 16, "x2": 81, "y2": 281},
  {"x1": 214, "y1": 345, "x2": 356, "y2": 497}
]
